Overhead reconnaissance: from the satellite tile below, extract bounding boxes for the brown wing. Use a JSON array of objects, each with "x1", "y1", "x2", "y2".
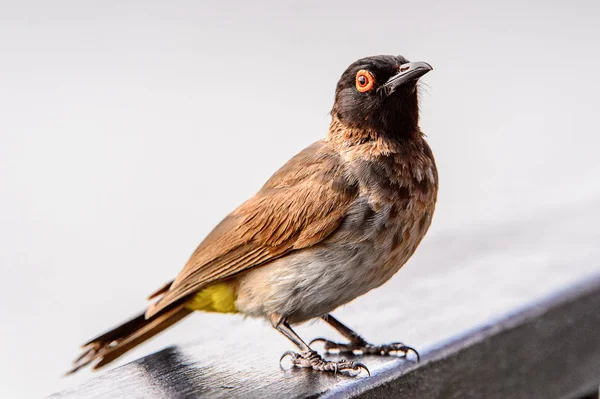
[{"x1": 145, "y1": 141, "x2": 359, "y2": 318}]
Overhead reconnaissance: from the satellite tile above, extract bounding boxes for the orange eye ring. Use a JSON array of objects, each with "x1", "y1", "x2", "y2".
[{"x1": 355, "y1": 70, "x2": 375, "y2": 92}]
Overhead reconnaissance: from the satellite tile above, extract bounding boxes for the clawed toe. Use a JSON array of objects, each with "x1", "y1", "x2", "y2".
[
  {"x1": 382, "y1": 343, "x2": 420, "y2": 362},
  {"x1": 280, "y1": 350, "x2": 370, "y2": 376},
  {"x1": 339, "y1": 360, "x2": 370, "y2": 376},
  {"x1": 280, "y1": 350, "x2": 300, "y2": 364},
  {"x1": 310, "y1": 338, "x2": 420, "y2": 361}
]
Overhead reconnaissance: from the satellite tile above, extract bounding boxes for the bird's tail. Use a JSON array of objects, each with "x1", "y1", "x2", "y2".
[{"x1": 68, "y1": 300, "x2": 192, "y2": 374}]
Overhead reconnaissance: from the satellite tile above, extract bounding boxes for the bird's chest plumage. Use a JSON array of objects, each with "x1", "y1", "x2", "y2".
[{"x1": 337, "y1": 149, "x2": 438, "y2": 288}]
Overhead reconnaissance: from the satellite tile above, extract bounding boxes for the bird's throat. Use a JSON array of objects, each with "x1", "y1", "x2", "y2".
[{"x1": 326, "y1": 116, "x2": 421, "y2": 151}]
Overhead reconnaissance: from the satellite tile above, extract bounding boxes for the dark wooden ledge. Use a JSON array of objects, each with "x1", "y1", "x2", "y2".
[{"x1": 52, "y1": 200, "x2": 600, "y2": 398}]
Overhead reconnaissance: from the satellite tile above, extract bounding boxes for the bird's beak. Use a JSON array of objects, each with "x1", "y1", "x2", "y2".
[{"x1": 381, "y1": 61, "x2": 433, "y2": 96}]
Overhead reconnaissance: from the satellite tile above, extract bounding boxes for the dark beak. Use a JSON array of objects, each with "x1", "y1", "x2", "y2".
[{"x1": 380, "y1": 61, "x2": 433, "y2": 96}]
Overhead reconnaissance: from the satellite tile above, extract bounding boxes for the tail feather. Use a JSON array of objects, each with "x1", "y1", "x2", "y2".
[
  {"x1": 147, "y1": 280, "x2": 173, "y2": 300},
  {"x1": 68, "y1": 301, "x2": 192, "y2": 374}
]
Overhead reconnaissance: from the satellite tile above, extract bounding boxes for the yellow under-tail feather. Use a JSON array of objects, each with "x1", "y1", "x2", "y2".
[{"x1": 185, "y1": 282, "x2": 238, "y2": 313}]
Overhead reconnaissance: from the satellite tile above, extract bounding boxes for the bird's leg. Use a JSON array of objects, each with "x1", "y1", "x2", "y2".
[
  {"x1": 271, "y1": 314, "x2": 369, "y2": 375},
  {"x1": 310, "y1": 314, "x2": 420, "y2": 361}
]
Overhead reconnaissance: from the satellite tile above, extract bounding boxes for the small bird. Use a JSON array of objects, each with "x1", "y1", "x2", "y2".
[{"x1": 70, "y1": 55, "x2": 437, "y2": 376}]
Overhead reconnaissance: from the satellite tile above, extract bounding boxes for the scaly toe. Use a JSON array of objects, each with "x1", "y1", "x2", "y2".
[
  {"x1": 280, "y1": 350, "x2": 311, "y2": 369},
  {"x1": 280, "y1": 350, "x2": 298, "y2": 363},
  {"x1": 280, "y1": 350, "x2": 370, "y2": 376},
  {"x1": 312, "y1": 357, "x2": 369, "y2": 376},
  {"x1": 311, "y1": 339, "x2": 421, "y2": 361},
  {"x1": 385, "y1": 343, "x2": 420, "y2": 361},
  {"x1": 336, "y1": 360, "x2": 370, "y2": 376}
]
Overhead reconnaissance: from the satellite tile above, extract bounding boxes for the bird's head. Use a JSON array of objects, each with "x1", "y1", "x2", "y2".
[{"x1": 331, "y1": 55, "x2": 432, "y2": 140}]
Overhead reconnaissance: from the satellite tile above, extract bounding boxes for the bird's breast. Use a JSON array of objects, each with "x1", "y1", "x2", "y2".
[{"x1": 339, "y1": 143, "x2": 438, "y2": 286}]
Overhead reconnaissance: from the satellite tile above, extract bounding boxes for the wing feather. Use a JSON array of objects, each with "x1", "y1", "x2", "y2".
[{"x1": 146, "y1": 141, "x2": 358, "y2": 318}]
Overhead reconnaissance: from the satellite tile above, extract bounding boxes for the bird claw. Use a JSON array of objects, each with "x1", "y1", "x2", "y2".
[
  {"x1": 310, "y1": 338, "x2": 420, "y2": 362},
  {"x1": 280, "y1": 349, "x2": 369, "y2": 376},
  {"x1": 373, "y1": 342, "x2": 420, "y2": 362},
  {"x1": 280, "y1": 350, "x2": 300, "y2": 364}
]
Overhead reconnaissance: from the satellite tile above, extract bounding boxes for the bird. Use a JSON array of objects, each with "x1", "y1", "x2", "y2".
[{"x1": 69, "y1": 54, "x2": 437, "y2": 376}]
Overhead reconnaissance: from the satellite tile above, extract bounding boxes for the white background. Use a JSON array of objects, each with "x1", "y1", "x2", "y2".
[{"x1": 1, "y1": 1, "x2": 599, "y2": 397}]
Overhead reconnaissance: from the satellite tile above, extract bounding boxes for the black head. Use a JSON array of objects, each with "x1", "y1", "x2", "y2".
[{"x1": 331, "y1": 55, "x2": 432, "y2": 138}]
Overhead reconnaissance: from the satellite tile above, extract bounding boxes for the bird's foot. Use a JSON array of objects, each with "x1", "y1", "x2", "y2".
[
  {"x1": 310, "y1": 337, "x2": 420, "y2": 361},
  {"x1": 280, "y1": 350, "x2": 369, "y2": 376}
]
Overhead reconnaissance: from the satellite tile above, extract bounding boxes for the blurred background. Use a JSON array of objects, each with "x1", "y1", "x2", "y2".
[{"x1": 1, "y1": 1, "x2": 599, "y2": 397}]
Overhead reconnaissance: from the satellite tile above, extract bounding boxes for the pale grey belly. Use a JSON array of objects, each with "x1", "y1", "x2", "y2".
[{"x1": 235, "y1": 201, "x2": 429, "y2": 324}]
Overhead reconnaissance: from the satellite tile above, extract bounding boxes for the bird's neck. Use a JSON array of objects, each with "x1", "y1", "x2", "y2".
[{"x1": 326, "y1": 116, "x2": 423, "y2": 155}]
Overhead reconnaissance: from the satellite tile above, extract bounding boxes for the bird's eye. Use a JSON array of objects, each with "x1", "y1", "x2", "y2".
[{"x1": 355, "y1": 70, "x2": 375, "y2": 92}]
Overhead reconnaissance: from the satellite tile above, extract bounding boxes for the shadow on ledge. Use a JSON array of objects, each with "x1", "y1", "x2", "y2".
[{"x1": 52, "y1": 276, "x2": 600, "y2": 399}]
